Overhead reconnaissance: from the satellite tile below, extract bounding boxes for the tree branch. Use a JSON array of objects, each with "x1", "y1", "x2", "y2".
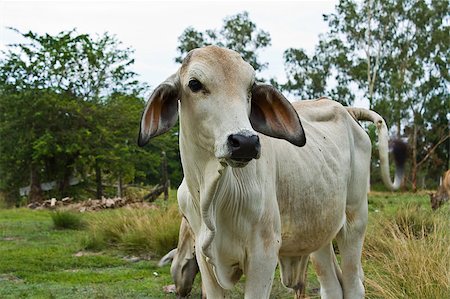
[{"x1": 417, "y1": 133, "x2": 450, "y2": 169}]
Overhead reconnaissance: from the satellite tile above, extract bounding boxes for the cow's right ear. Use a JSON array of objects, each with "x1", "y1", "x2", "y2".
[{"x1": 138, "y1": 74, "x2": 180, "y2": 147}]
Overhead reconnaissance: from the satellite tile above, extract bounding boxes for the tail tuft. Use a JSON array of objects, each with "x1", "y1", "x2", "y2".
[{"x1": 391, "y1": 139, "x2": 408, "y2": 170}]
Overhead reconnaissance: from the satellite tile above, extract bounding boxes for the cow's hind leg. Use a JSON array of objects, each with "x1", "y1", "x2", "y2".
[
  {"x1": 279, "y1": 255, "x2": 309, "y2": 298},
  {"x1": 335, "y1": 202, "x2": 367, "y2": 299},
  {"x1": 311, "y1": 243, "x2": 343, "y2": 299}
]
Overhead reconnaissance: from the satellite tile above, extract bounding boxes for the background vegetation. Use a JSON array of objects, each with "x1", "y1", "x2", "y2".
[
  {"x1": 0, "y1": 0, "x2": 448, "y2": 206},
  {"x1": 0, "y1": 30, "x2": 182, "y2": 205}
]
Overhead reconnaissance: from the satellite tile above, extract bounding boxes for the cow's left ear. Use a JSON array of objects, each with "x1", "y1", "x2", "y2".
[
  {"x1": 250, "y1": 83, "x2": 306, "y2": 147},
  {"x1": 138, "y1": 73, "x2": 180, "y2": 147}
]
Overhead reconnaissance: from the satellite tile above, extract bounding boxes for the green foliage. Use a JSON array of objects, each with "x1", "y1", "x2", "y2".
[
  {"x1": 283, "y1": 0, "x2": 449, "y2": 188},
  {"x1": 176, "y1": 11, "x2": 271, "y2": 73},
  {"x1": 0, "y1": 28, "x2": 142, "y2": 99},
  {"x1": 0, "y1": 28, "x2": 181, "y2": 204},
  {"x1": 137, "y1": 124, "x2": 183, "y2": 187},
  {"x1": 51, "y1": 211, "x2": 86, "y2": 230},
  {"x1": 391, "y1": 202, "x2": 438, "y2": 238}
]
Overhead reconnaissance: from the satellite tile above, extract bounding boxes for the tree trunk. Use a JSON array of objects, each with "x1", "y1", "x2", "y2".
[
  {"x1": 29, "y1": 164, "x2": 43, "y2": 203},
  {"x1": 95, "y1": 160, "x2": 103, "y2": 199},
  {"x1": 59, "y1": 162, "x2": 72, "y2": 198},
  {"x1": 411, "y1": 122, "x2": 418, "y2": 192},
  {"x1": 117, "y1": 173, "x2": 123, "y2": 198},
  {"x1": 161, "y1": 151, "x2": 169, "y2": 201}
]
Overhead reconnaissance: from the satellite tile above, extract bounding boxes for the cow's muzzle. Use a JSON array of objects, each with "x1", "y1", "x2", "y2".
[{"x1": 226, "y1": 133, "x2": 261, "y2": 166}]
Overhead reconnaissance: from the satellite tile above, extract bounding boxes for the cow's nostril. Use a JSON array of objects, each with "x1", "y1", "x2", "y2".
[
  {"x1": 228, "y1": 135, "x2": 241, "y2": 149},
  {"x1": 228, "y1": 134, "x2": 260, "y2": 161}
]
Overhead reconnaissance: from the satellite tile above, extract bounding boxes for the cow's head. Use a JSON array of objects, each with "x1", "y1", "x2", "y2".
[
  {"x1": 430, "y1": 192, "x2": 439, "y2": 210},
  {"x1": 170, "y1": 217, "x2": 199, "y2": 298},
  {"x1": 429, "y1": 191, "x2": 447, "y2": 211},
  {"x1": 139, "y1": 46, "x2": 306, "y2": 167},
  {"x1": 158, "y1": 217, "x2": 199, "y2": 298}
]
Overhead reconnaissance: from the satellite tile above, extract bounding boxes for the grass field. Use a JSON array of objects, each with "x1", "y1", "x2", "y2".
[{"x1": 0, "y1": 191, "x2": 448, "y2": 298}]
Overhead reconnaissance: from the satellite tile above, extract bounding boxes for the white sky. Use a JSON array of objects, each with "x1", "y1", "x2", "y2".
[{"x1": 1, "y1": 0, "x2": 343, "y2": 99}]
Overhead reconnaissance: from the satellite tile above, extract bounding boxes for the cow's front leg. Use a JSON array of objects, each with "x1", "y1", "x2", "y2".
[
  {"x1": 195, "y1": 244, "x2": 228, "y2": 298},
  {"x1": 244, "y1": 251, "x2": 278, "y2": 299},
  {"x1": 243, "y1": 228, "x2": 280, "y2": 299}
]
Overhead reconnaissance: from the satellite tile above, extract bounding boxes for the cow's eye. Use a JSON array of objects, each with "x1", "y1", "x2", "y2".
[{"x1": 188, "y1": 79, "x2": 203, "y2": 93}]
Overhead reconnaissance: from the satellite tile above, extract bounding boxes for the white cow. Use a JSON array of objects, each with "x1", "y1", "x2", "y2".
[
  {"x1": 158, "y1": 216, "x2": 200, "y2": 298},
  {"x1": 430, "y1": 169, "x2": 450, "y2": 210},
  {"x1": 139, "y1": 46, "x2": 403, "y2": 298},
  {"x1": 158, "y1": 185, "x2": 205, "y2": 299}
]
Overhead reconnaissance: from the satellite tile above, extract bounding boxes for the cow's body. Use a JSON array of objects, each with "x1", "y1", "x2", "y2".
[
  {"x1": 139, "y1": 46, "x2": 402, "y2": 298},
  {"x1": 178, "y1": 99, "x2": 370, "y2": 298}
]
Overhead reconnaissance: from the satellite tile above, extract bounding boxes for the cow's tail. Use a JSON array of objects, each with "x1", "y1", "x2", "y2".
[{"x1": 346, "y1": 107, "x2": 406, "y2": 191}]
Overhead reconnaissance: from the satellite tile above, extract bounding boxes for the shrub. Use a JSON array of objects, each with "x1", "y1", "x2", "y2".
[
  {"x1": 84, "y1": 204, "x2": 181, "y2": 257},
  {"x1": 123, "y1": 186, "x2": 152, "y2": 201},
  {"x1": 51, "y1": 211, "x2": 86, "y2": 230}
]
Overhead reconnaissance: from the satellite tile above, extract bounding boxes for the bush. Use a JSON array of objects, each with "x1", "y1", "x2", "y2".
[
  {"x1": 84, "y1": 204, "x2": 181, "y2": 257},
  {"x1": 364, "y1": 204, "x2": 450, "y2": 298},
  {"x1": 51, "y1": 211, "x2": 86, "y2": 230},
  {"x1": 123, "y1": 186, "x2": 153, "y2": 201}
]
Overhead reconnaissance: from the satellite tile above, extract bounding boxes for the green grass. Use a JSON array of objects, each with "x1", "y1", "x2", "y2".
[
  {"x1": 0, "y1": 207, "x2": 174, "y2": 298},
  {"x1": 0, "y1": 192, "x2": 448, "y2": 298}
]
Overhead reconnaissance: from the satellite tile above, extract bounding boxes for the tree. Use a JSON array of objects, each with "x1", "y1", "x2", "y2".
[
  {"x1": 370, "y1": 0, "x2": 449, "y2": 190},
  {"x1": 176, "y1": 11, "x2": 271, "y2": 73},
  {"x1": 0, "y1": 29, "x2": 145, "y2": 203},
  {"x1": 99, "y1": 93, "x2": 183, "y2": 197},
  {"x1": 282, "y1": 0, "x2": 449, "y2": 190}
]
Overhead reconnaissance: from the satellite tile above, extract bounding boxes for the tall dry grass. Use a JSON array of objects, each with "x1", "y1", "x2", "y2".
[
  {"x1": 84, "y1": 204, "x2": 181, "y2": 257},
  {"x1": 364, "y1": 203, "x2": 450, "y2": 299}
]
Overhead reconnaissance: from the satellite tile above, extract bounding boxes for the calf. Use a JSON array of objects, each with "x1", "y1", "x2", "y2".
[
  {"x1": 158, "y1": 182, "x2": 204, "y2": 298},
  {"x1": 430, "y1": 170, "x2": 450, "y2": 210}
]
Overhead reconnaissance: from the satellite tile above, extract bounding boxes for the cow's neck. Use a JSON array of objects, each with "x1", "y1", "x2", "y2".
[
  {"x1": 178, "y1": 127, "x2": 215, "y2": 199},
  {"x1": 179, "y1": 122, "x2": 263, "y2": 208},
  {"x1": 179, "y1": 121, "x2": 266, "y2": 263}
]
